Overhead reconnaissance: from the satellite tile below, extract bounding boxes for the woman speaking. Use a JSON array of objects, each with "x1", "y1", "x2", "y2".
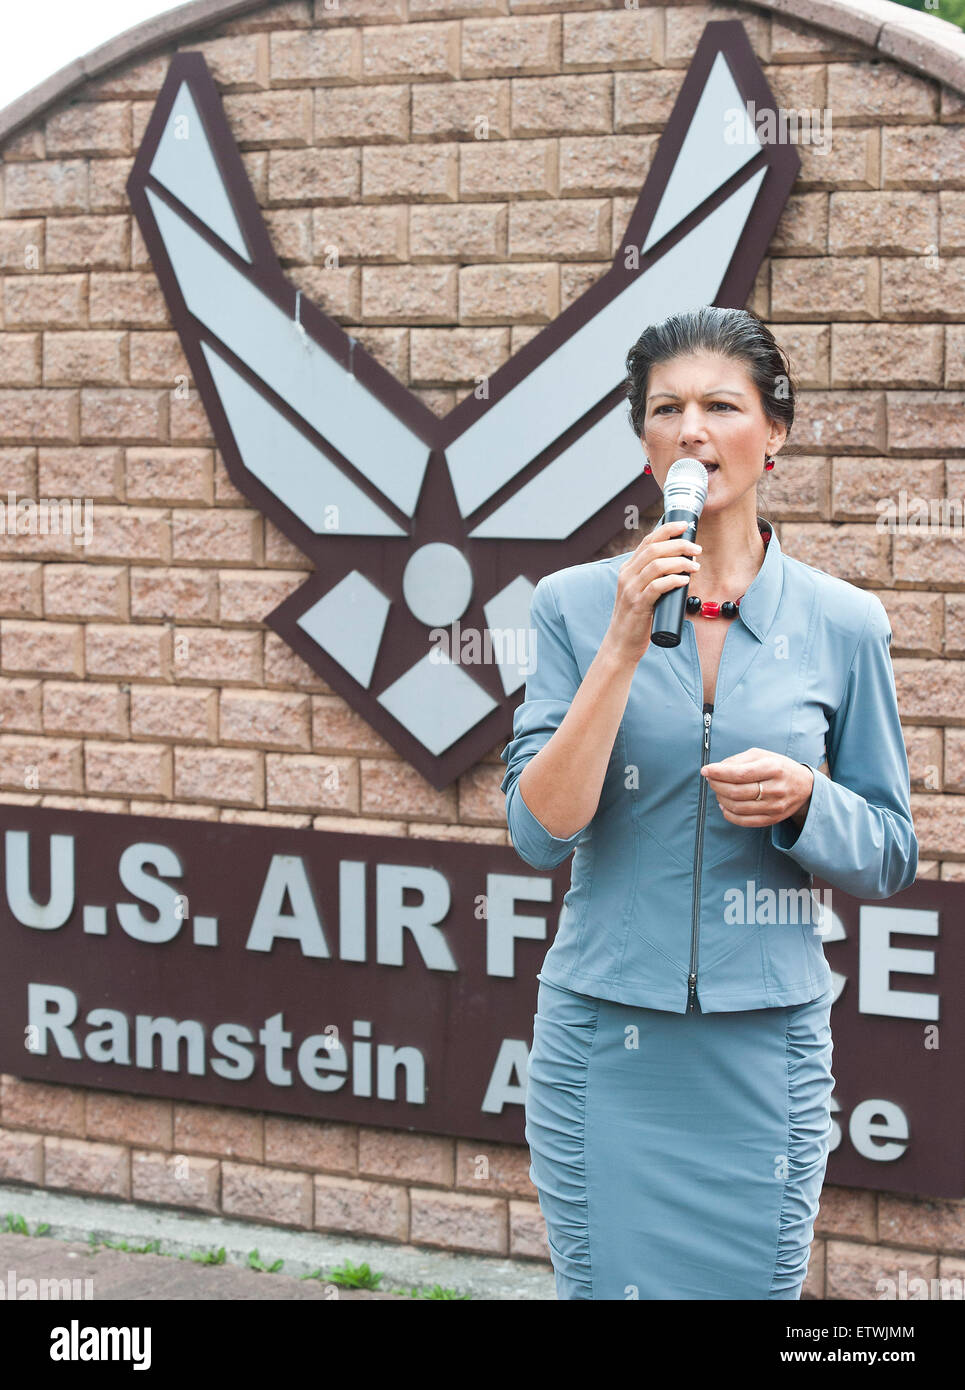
[{"x1": 499, "y1": 305, "x2": 918, "y2": 1301}]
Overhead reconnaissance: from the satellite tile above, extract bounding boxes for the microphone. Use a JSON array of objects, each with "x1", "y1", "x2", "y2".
[{"x1": 649, "y1": 457, "x2": 709, "y2": 649}]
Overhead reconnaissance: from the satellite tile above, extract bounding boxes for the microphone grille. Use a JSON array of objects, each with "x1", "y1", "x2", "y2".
[{"x1": 664, "y1": 456, "x2": 708, "y2": 509}]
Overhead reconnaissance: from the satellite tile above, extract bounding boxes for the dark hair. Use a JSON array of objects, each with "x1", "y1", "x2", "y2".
[{"x1": 624, "y1": 306, "x2": 795, "y2": 443}]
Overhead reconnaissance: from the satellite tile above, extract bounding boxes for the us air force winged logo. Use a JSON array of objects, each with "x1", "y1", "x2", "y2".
[{"x1": 126, "y1": 20, "x2": 798, "y2": 792}]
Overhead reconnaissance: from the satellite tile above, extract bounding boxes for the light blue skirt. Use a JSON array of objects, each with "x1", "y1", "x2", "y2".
[{"x1": 525, "y1": 974, "x2": 835, "y2": 1300}]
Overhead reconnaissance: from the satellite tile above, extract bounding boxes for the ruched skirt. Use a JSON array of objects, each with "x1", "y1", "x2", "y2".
[{"x1": 525, "y1": 974, "x2": 835, "y2": 1300}]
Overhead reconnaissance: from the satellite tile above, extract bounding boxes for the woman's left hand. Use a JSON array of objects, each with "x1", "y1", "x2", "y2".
[{"x1": 700, "y1": 748, "x2": 815, "y2": 829}]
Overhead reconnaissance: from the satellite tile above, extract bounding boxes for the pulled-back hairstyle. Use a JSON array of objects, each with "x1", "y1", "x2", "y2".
[{"x1": 624, "y1": 306, "x2": 795, "y2": 444}]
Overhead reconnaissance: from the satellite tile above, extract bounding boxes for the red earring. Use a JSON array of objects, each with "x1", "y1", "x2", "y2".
[
  {"x1": 764, "y1": 456, "x2": 775, "y2": 470},
  {"x1": 644, "y1": 462, "x2": 652, "y2": 474}
]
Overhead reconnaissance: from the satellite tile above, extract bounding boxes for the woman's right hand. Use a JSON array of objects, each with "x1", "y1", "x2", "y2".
[{"x1": 604, "y1": 519, "x2": 702, "y2": 664}]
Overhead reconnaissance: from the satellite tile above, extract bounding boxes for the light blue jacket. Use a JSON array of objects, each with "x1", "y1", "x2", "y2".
[{"x1": 500, "y1": 517, "x2": 918, "y2": 1014}]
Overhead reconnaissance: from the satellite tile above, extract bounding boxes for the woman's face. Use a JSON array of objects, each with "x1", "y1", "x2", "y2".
[{"x1": 641, "y1": 351, "x2": 787, "y2": 511}]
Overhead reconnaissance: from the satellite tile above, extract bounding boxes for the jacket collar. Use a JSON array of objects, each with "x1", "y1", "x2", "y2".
[
  {"x1": 736, "y1": 514, "x2": 784, "y2": 643},
  {"x1": 613, "y1": 513, "x2": 784, "y2": 644}
]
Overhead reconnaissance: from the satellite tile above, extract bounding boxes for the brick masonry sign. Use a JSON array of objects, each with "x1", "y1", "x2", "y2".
[
  {"x1": 124, "y1": 20, "x2": 799, "y2": 791},
  {"x1": 1, "y1": 803, "x2": 961, "y2": 1199}
]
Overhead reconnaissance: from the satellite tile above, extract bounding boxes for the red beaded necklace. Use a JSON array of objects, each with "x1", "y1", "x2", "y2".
[{"x1": 685, "y1": 524, "x2": 771, "y2": 620}]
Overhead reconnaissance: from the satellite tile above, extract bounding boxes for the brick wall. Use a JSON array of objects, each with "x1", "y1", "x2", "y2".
[{"x1": 0, "y1": 0, "x2": 963, "y2": 1297}]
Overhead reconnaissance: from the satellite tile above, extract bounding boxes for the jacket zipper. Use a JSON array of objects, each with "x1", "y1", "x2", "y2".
[{"x1": 688, "y1": 703, "x2": 713, "y2": 1014}]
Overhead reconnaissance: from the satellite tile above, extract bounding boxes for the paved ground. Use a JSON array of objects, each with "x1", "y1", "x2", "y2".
[
  {"x1": 0, "y1": 1231, "x2": 403, "y2": 1300},
  {"x1": 0, "y1": 1182, "x2": 556, "y2": 1300}
]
